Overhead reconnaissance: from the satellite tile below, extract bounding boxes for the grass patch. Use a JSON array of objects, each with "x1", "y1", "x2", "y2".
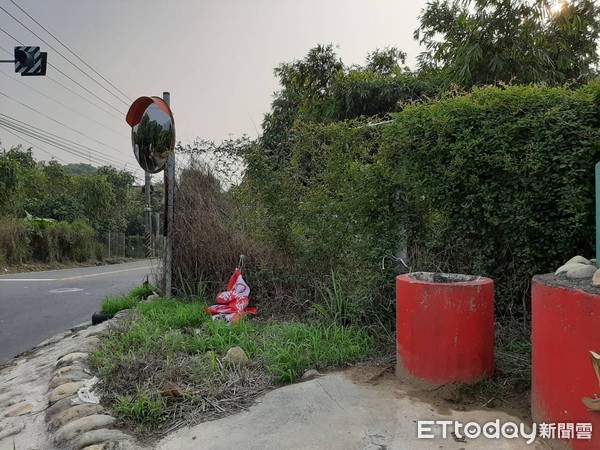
[
  {"x1": 99, "y1": 284, "x2": 157, "y2": 315},
  {"x1": 89, "y1": 297, "x2": 375, "y2": 436},
  {"x1": 100, "y1": 295, "x2": 138, "y2": 315}
]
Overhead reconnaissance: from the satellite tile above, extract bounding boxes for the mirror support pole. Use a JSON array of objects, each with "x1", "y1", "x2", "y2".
[
  {"x1": 163, "y1": 91, "x2": 174, "y2": 297},
  {"x1": 144, "y1": 171, "x2": 152, "y2": 258}
]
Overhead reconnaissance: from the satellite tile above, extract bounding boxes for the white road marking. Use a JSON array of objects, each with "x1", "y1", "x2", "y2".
[
  {"x1": 0, "y1": 278, "x2": 56, "y2": 282},
  {"x1": 0, "y1": 265, "x2": 151, "y2": 283}
]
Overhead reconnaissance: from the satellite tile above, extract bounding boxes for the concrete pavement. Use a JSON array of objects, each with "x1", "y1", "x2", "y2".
[{"x1": 155, "y1": 371, "x2": 545, "y2": 450}]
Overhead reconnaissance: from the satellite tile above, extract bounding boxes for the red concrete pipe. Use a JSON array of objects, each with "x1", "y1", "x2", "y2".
[
  {"x1": 396, "y1": 272, "x2": 494, "y2": 383},
  {"x1": 532, "y1": 276, "x2": 600, "y2": 449}
]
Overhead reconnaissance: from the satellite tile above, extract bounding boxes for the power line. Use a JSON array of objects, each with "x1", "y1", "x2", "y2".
[
  {"x1": 0, "y1": 34, "x2": 123, "y2": 121},
  {"x1": 0, "y1": 117, "x2": 126, "y2": 167},
  {"x1": 0, "y1": 119, "x2": 136, "y2": 172},
  {"x1": 0, "y1": 119, "x2": 109, "y2": 166},
  {"x1": 0, "y1": 90, "x2": 128, "y2": 157},
  {"x1": 9, "y1": 0, "x2": 133, "y2": 104},
  {"x1": 0, "y1": 22, "x2": 126, "y2": 117},
  {"x1": 0, "y1": 113, "x2": 131, "y2": 167},
  {"x1": 0, "y1": 123, "x2": 67, "y2": 163},
  {"x1": 0, "y1": 68, "x2": 127, "y2": 138},
  {"x1": 0, "y1": 4, "x2": 130, "y2": 108}
]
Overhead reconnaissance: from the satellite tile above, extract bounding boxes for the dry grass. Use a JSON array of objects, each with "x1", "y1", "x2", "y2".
[{"x1": 170, "y1": 158, "x2": 310, "y2": 317}]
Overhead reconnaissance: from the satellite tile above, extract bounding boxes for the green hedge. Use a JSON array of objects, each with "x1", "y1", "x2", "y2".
[
  {"x1": 383, "y1": 81, "x2": 600, "y2": 314},
  {"x1": 239, "y1": 79, "x2": 600, "y2": 319}
]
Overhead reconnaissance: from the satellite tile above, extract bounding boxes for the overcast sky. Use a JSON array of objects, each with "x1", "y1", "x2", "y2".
[{"x1": 0, "y1": 0, "x2": 429, "y2": 178}]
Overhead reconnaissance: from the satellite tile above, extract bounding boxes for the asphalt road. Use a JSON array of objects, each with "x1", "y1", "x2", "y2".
[{"x1": 0, "y1": 259, "x2": 156, "y2": 364}]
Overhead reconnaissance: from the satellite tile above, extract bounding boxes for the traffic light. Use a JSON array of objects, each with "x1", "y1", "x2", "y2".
[{"x1": 14, "y1": 46, "x2": 47, "y2": 76}]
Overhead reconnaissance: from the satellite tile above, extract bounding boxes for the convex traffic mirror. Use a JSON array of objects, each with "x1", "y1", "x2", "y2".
[{"x1": 126, "y1": 96, "x2": 175, "y2": 173}]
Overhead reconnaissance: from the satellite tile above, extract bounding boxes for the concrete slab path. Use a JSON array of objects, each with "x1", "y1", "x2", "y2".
[{"x1": 156, "y1": 372, "x2": 545, "y2": 450}]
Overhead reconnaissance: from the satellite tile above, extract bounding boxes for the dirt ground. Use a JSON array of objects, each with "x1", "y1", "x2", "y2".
[{"x1": 344, "y1": 361, "x2": 533, "y2": 424}]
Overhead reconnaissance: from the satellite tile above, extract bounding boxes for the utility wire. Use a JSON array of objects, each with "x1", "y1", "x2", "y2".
[
  {"x1": 0, "y1": 119, "x2": 114, "y2": 166},
  {"x1": 0, "y1": 21, "x2": 126, "y2": 116},
  {"x1": 0, "y1": 90, "x2": 127, "y2": 156},
  {"x1": 0, "y1": 123, "x2": 68, "y2": 163},
  {"x1": 9, "y1": 0, "x2": 133, "y2": 104},
  {"x1": 0, "y1": 118, "x2": 127, "y2": 167},
  {"x1": 0, "y1": 119, "x2": 134, "y2": 170},
  {"x1": 0, "y1": 68, "x2": 127, "y2": 138},
  {"x1": 0, "y1": 33, "x2": 123, "y2": 121},
  {"x1": 0, "y1": 114, "x2": 132, "y2": 167},
  {"x1": 9, "y1": 0, "x2": 132, "y2": 104},
  {"x1": 0, "y1": 4, "x2": 130, "y2": 108}
]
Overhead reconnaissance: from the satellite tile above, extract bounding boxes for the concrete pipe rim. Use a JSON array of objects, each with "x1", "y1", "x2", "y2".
[{"x1": 402, "y1": 272, "x2": 489, "y2": 284}]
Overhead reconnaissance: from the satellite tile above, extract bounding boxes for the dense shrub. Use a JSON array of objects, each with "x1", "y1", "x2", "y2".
[
  {"x1": 28, "y1": 219, "x2": 96, "y2": 263},
  {"x1": 0, "y1": 217, "x2": 31, "y2": 264},
  {"x1": 236, "y1": 79, "x2": 600, "y2": 320},
  {"x1": 382, "y1": 81, "x2": 600, "y2": 315}
]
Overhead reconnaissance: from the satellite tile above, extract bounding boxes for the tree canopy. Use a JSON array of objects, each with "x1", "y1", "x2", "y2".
[{"x1": 415, "y1": 0, "x2": 600, "y2": 88}]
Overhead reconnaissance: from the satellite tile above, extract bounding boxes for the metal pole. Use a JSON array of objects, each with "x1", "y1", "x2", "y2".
[
  {"x1": 596, "y1": 162, "x2": 600, "y2": 268},
  {"x1": 144, "y1": 171, "x2": 153, "y2": 258},
  {"x1": 163, "y1": 91, "x2": 174, "y2": 297}
]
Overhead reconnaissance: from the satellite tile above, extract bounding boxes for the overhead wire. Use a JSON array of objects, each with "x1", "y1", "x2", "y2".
[
  {"x1": 0, "y1": 21, "x2": 125, "y2": 117},
  {"x1": 0, "y1": 67, "x2": 127, "y2": 138},
  {"x1": 1, "y1": 119, "x2": 136, "y2": 171},
  {"x1": 0, "y1": 123, "x2": 68, "y2": 163},
  {"x1": 0, "y1": 9, "x2": 143, "y2": 177},
  {"x1": 0, "y1": 113, "x2": 133, "y2": 167},
  {"x1": 0, "y1": 34, "x2": 123, "y2": 121},
  {"x1": 9, "y1": 0, "x2": 133, "y2": 104},
  {"x1": 0, "y1": 90, "x2": 129, "y2": 157},
  {"x1": 0, "y1": 4, "x2": 130, "y2": 108}
]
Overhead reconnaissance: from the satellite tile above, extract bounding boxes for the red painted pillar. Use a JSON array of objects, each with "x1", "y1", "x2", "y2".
[
  {"x1": 532, "y1": 276, "x2": 600, "y2": 449},
  {"x1": 396, "y1": 272, "x2": 494, "y2": 383}
]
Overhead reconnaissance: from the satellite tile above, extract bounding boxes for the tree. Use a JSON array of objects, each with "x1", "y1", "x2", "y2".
[
  {"x1": 96, "y1": 166, "x2": 136, "y2": 233},
  {"x1": 415, "y1": 0, "x2": 600, "y2": 88}
]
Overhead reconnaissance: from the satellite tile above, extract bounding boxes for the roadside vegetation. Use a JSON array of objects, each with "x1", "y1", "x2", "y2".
[
  {"x1": 46, "y1": 0, "x2": 600, "y2": 437},
  {"x1": 99, "y1": 284, "x2": 156, "y2": 315},
  {"x1": 90, "y1": 289, "x2": 375, "y2": 435},
  {"x1": 0, "y1": 149, "x2": 156, "y2": 269}
]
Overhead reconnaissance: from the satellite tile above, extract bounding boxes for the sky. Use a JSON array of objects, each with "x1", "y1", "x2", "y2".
[{"x1": 0, "y1": 0, "x2": 429, "y2": 180}]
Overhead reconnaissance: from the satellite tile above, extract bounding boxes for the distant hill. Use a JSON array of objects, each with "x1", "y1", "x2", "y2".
[{"x1": 64, "y1": 163, "x2": 97, "y2": 175}]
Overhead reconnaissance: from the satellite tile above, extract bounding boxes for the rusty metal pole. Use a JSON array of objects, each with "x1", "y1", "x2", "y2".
[
  {"x1": 144, "y1": 171, "x2": 153, "y2": 258},
  {"x1": 163, "y1": 91, "x2": 174, "y2": 297}
]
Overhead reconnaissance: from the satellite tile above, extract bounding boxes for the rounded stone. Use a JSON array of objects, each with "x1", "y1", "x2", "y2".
[
  {"x1": 0, "y1": 422, "x2": 25, "y2": 440},
  {"x1": 593, "y1": 269, "x2": 600, "y2": 287},
  {"x1": 49, "y1": 404, "x2": 105, "y2": 428},
  {"x1": 77, "y1": 337, "x2": 101, "y2": 353},
  {"x1": 76, "y1": 429, "x2": 132, "y2": 449},
  {"x1": 566, "y1": 255, "x2": 592, "y2": 265},
  {"x1": 50, "y1": 371, "x2": 90, "y2": 389},
  {"x1": 49, "y1": 381, "x2": 85, "y2": 404},
  {"x1": 52, "y1": 365, "x2": 85, "y2": 378},
  {"x1": 301, "y1": 369, "x2": 323, "y2": 381},
  {"x1": 566, "y1": 264, "x2": 597, "y2": 279},
  {"x1": 46, "y1": 394, "x2": 78, "y2": 421},
  {"x1": 223, "y1": 346, "x2": 249, "y2": 366},
  {"x1": 5, "y1": 402, "x2": 34, "y2": 417},
  {"x1": 56, "y1": 414, "x2": 116, "y2": 443},
  {"x1": 555, "y1": 262, "x2": 582, "y2": 275},
  {"x1": 57, "y1": 352, "x2": 89, "y2": 367}
]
